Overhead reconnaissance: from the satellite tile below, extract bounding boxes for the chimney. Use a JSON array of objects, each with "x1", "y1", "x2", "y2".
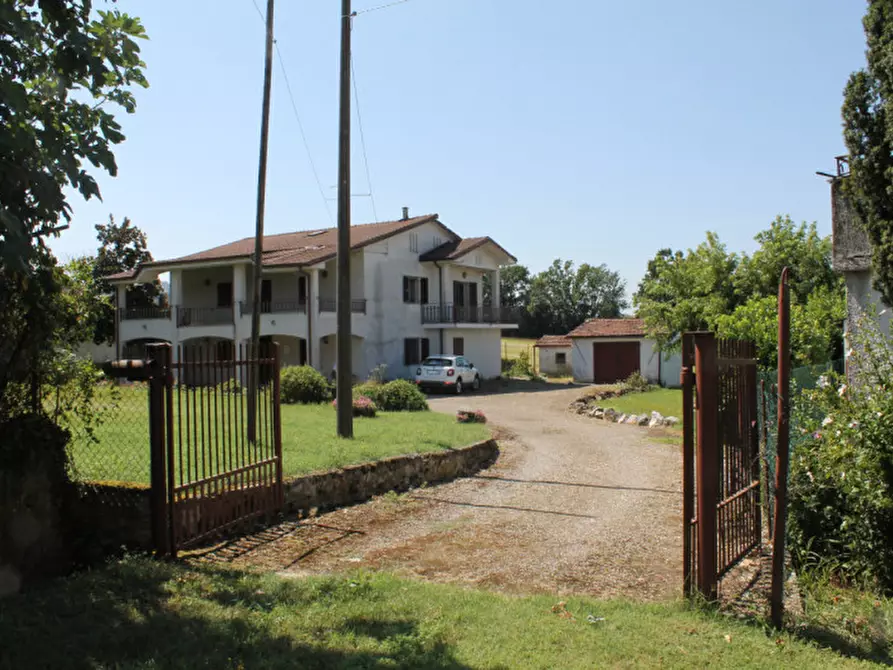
[{"x1": 401, "y1": 206, "x2": 409, "y2": 221}]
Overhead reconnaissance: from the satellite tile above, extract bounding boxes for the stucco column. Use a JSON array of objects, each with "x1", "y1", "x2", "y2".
[
  {"x1": 309, "y1": 268, "x2": 321, "y2": 369},
  {"x1": 167, "y1": 270, "x2": 181, "y2": 379},
  {"x1": 493, "y1": 268, "x2": 501, "y2": 308},
  {"x1": 232, "y1": 264, "x2": 248, "y2": 342}
]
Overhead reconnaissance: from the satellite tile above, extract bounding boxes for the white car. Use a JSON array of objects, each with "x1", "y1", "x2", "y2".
[{"x1": 415, "y1": 355, "x2": 481, "y2": 394}]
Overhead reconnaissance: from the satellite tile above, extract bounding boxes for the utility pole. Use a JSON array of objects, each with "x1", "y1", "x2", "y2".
[
  {"x1": 336, "y1": 0, "x2": 354, "y2": 438},
  {"x1": 248, "y1": 0, "x2": 275, "y2": 444}
]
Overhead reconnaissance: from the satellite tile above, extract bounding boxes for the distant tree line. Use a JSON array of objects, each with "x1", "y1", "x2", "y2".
[{"x1": 487, "y1": 260, "x2": 628, "y2": 338}]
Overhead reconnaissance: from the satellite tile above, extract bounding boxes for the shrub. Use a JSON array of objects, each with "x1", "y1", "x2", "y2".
[
  {"x1": 376, "y1": 379, "x2": 429, "y2": 412},
  {"x1": 215, "y1": 378, "x2": 243, "y2": 395},
  {"x1": 789, "y1": 311, "x2": 893, "y2": 590},
  {"x1": 280, "y1": 366, "x2": 331, "y2": 404},
  {"x1": 332, "y1": 395, "x2": 377, "y2": 418},
  {"x1": 620, "y1": 371, "x2": 650, "y2": 393},
  {"x1": 367, "y1": 364, "x2": 388, "y2": 384},
  {"x1": 509, "y1": 350, "x2": 533, "y2": 378},
  {"x1": 457, "y1": 409, "x2": 487, "y2": 424},
  {"x1": 353, "y1": 382, "x2": 385, "y2": 406}
]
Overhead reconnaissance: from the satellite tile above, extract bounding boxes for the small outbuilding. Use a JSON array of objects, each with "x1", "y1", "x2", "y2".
[
  {"x1": 566, "y1": 318, "x2": 681, "y2": 386},
  {"x1": 534, "y1": 335, "x2": 572, "y2": 376}
]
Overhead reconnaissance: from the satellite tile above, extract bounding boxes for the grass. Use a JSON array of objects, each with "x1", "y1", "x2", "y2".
[
  {"x1": 65, "y1": 386, "x2": 490, "y2": 485},
  {"x1": 604, "y1": 387, "x2": 683, "y2": 419},
  {"x1": 0, "y1": 556, "x2": 882, "y2": 669},
  {"x1": 501, "y1": 336, "x2": 536, "y2": 361}
]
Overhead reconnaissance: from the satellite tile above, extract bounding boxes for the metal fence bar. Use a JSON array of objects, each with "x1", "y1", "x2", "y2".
[
  {"x1": 695, "y1": 332, "x2": 719, "y2": 600},
  {"x1": 681, "y1": 333, "x2": 696, "y2": 598}
]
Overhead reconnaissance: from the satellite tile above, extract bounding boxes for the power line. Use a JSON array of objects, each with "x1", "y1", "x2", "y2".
[
  {"x1": 250, "y1": 0, "x2": 335, "y2": 226},
  {"x1": 350, "y1": 54, "x2": 378, "y2": 222},
  {"x1": 352, "y1": 0, "x2": 416, "y2": 17}
]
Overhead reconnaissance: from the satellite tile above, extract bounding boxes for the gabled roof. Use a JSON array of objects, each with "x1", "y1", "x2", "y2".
[
  {"x1": 567, "y1": 318, "x2": 647, "y2": 339},
  {"x1": 419, "y1": 236, "x2": 517, "y2": 263},
  {"x1": 534, "y1": 335, "x2": 572, "y2": 348},
  {"x1": 109, "y1": 214, "x2": 449, "y2": 282}
]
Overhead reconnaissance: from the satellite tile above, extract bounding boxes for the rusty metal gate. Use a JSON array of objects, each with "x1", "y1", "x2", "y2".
[
  {"x1": 682, "y1": 333, "x2": 761, "y2": 600},
  {"x1": 141, "y1": 342, "x2": 283, "y2": 557}
]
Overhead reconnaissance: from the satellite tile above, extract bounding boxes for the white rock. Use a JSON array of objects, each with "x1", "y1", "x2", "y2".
[
  {"x1": 637, "y1": 415, "x2": 650, "y2": 426},
  {"x1": 663, "y1": 416, "x2": 679, "y2": 426},
  {"x1": 618, "y1": 414, "x2": 628, "y2": 424}
]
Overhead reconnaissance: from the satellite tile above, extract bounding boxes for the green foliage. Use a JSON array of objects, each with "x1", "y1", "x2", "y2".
[
  {"x1": 333, "y1": 395, "x2": 377, "y2": 418},
  {"x1": 280, "y1": 366, "x2": 331, "y2": 405},
  {"x1": 841, "y1": 0, "x2": 893, "y2": 306},
  {"x1": 635, "y1": 217, "x2": 845, "y2": 365},
  {"x1": 789, "y1": 315, "x2": 893, "y2": 590},
  {"x1": 92, "y1": 216, "x2": 166, "y2": 344},
  {"x1": 508, "y1": 349, "x2": 533, "y2": 378},
  {"x1": 620, "y1": 371, "x2": 650, "y2": 394},
  {"x1": 374, "y1": 379, "x2": 429, "y2": 412},
  {"x1": 215, "y1": 378, "x2": 243, "y2": 395},
  {"x1": 366, "y1": 364, "x2": 388, "y2": 385},
  {"x1": 527, "y1": 259, "x2": 628, "y2": 335}
]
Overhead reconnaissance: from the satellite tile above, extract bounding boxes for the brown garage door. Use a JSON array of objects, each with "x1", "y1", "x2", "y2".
[{"x1": 593, "y1": 341, "x2": 640, "y2": 383}]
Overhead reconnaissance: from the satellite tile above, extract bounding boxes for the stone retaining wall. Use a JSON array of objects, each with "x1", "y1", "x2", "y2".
[{"x1": 79, "y1": 440, "x2": 499, "y2": 550}]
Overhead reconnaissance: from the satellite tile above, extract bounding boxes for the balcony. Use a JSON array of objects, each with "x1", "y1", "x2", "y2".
[
  {"x1": 176, "y1": 306, "x2": 233, "y2": 327},
  {"x1": 238, "y1": 300, "x2": 307, "y2": 316},
  {"x1": 318, "y1": 298, "x2": 367, "y2": 314},
  {"x1": 421, "y1": 304, "x2": 521, "y2": 325},
  {"x1": 118, "y1": 307, "x2": 171, "y2": 321}
]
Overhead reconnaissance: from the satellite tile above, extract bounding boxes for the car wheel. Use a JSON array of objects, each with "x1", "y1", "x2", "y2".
[
  {"x1": 472, "y1": 376, "x2": 481, "y2": 391},
  {"x1": 455, "y1": 378, "x2": 463, "y2": 395}
]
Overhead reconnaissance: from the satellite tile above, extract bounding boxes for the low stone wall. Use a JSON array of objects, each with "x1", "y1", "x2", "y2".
[
  {"x1": 283, "y1": 439, "x2": 499, "y2": 514},
  {"x1": 76, "y1": 440, "x2": 499, "y2": 551}
]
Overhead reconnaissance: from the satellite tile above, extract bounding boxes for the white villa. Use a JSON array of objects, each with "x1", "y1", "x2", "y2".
[{"x1": 108, "y1": 211, "x2": 518, "y2": 381}]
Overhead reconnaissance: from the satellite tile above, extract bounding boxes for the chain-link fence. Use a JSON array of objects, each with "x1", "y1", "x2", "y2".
[
  {"x1": 756, "y1": 359, "x2": 844, "y2": 522},
  {"x1": 59, "y1": 381, "x2": 152, "y2": 508}
]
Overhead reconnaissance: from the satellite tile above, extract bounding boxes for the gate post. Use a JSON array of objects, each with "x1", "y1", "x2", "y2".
[
  {"x1": 681, "y1": 333, "x2": 695, "y2": 598},
  {"x1": 146, "y1": 343, "x2": 170, "y2": 558},
  {"x1": 694, "y1": 332, "x2": 719, "y2": 600},
  {"x1": 272, "y1": 342, "x2": 284, "y2": 508}
]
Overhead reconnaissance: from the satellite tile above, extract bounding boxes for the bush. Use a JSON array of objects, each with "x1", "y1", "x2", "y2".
[
  {"x1": 332, "y1": 395, "x2": 377, "y2": 418},
  {"x1": 353, "y1": 382, "x2": 385, "y2": 406},
  {"x1": 789, "y1": 312, "x2": 893, "y2": 590},
  {"x1": 367, "y1": 364, "x2": 388, "y2": 384},
  {"x1": 509, "y1": 350, "x2": 533, "y2": 378},
  {"x1": 375, "y1": 379, "x2": 429, "y2": 412},
  {"x1": 280, "y1": 366, "x2": 331, "y2": 404},
  {"x1": 620, "y1": 371, "x2": 650, "y2": 393}
]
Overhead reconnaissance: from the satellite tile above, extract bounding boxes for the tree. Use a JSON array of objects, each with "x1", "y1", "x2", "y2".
[
  {"x1": 842, "y1": 0, "x2": 893, "y2": 306},
  {"x1": 498, "y1": 264, "x2": 531, "y2": 310},
  {"x1": 527, "y1": 259, "x2": 628, "y2": 335},
  {"x1": 633, "y1": 232, "x2": 738, "y2": 350},
  {"x1": 93, "y1": 215, "x2": 165, "y2": 344},
  {"x1": 0, "y1": 1, "x2": 147, "y2": 418}
]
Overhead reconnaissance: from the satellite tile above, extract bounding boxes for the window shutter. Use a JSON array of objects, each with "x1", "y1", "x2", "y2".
[
  {"x1": 404, "y1": 338, "x2": 413, "y2": 365},
  {"x1": 420, "y1": 278, "x2": 429, "y2": 305},
  {"x1": 403, "y1": 276, "x2": 410, "y2": 303},
  {"x1": 421, "y1": 338, "x2": 430, "y2": 360}
]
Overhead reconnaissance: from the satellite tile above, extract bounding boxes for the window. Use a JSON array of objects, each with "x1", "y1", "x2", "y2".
[
  {"x1": 404, "y1": 337, "x2": 430, "y2": 365},
  {"x1": 410, "y1": 233, "x2": 419, "y2": 253},
  {"x1": 453, "y1": 337, "x2": 465, "y2": 356},
  {"x1": 261, "y1": 279, "x2": 272, "y2": 304},
  {"x1": 217, "y1": 282, "x2": 233, "y2": 307},
  {"x1": 555, "y1": 352, "x2": 567, "y2": 365},
  {"x1": 403, "y1": 276, "x2": 429, "y2": 304}
]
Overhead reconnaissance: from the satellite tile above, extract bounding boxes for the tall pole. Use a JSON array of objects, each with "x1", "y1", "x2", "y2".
[
  {"x1": 771, "y1": 267, "x2": 791, "y2": 628},
  {"x1": 336, "y1": 0, "x2": 354, "y2": 438},
  {"x1": 249, "y1": 0, "x2": 275, "y2": 444}
]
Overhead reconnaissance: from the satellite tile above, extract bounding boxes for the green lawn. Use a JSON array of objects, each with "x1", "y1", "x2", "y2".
[
  {"x1": 0, "y1": 556, "x2": 880, "y2": 669},
  {"x1": 501, "y1": 336, "x2": 536, "y2": 360},
  {"x1": 65, "y1": 386, "x2": 489, "y2": 486},
  {"x1": 605, "y1": 387, "x2": 683, "y2": 418}
]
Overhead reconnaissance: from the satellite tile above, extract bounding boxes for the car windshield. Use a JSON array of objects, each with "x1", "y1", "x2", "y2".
[{"x1": 422, "y1": 357, "x2": 453, "y2": 367}]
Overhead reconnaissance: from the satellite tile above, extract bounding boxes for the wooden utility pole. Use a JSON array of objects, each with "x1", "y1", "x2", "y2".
[
  {"x1": 771, "y1": 267, "x2": 792, "y2": 628},
  {"x1": 335, "y1": 0, "x2": 354, "y2": 438},
  {"x1": 249, "y1": 0, "x2": 275, "y2": 444}
]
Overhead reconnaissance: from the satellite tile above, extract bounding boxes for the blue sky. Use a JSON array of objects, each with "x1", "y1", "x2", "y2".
[{"x1": 52, "y1": 0, "x2": 868, "y2": 299}]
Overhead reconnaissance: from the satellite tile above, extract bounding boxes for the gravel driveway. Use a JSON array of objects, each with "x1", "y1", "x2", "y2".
[{"x1": 201, "y1": 384, "x2": 683, "y2": 601}]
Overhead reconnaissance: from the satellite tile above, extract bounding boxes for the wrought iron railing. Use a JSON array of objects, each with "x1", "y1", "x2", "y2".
[
  {"x1": 420, "y1": 304, "x2": 520, "y2": 324},
  {"x1": 118, "y1": 307, "x2": 171, "y2": 321},
  {"x1": 318, "y1": 298, "x2": 367, "y2": 314},
  {"x1": 238, "y1": 301, "x2": 307, "y2": 316}
]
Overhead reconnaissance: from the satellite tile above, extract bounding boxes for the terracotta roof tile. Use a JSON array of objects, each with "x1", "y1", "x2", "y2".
[
  {"x1": 106, "y1": 269, "x2": 138, "y2": 281},
  {"x1": 567, "y1": 318, "x2": 647, "y2": 338},
  {"x1": 420, "y1": 236, "x2": 517, "y2": 263},
  {"x1": 534, "y1": 335, "x2": 572, "y2": 348}
]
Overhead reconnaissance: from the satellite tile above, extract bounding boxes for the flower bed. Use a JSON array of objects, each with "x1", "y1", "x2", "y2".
[{"x1": 457, "y1": 409, "x2": 487, "y2": 424}]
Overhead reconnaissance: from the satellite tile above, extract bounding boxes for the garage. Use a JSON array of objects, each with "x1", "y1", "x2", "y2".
[{"x1": 592, "y1": 340, "x2": 640, "y2": 383}]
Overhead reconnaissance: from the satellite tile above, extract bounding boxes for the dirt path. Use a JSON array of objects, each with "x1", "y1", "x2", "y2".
[{"x1": 198, "y1": 385, "x2": 683, "y2": 601}]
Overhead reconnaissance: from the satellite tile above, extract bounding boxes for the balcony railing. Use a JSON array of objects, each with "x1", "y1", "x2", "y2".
[
  {"x1": 176, "y1": 306, "x2": 233, "y2": 327},
  {"x1": 318, "y1": 298, "x2": 367, "y2": 314},
  {"x1": 118, "y1": 306, "x2": 171, "y2": 321},
  {"x1": 421, "y1": 304, "x2": 520, "y2": 325},
  {"x1": 238, "y1": 300, "x2": 307, "y2": 316}
]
